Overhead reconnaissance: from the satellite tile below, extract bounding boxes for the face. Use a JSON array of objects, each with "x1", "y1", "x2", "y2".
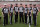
[
  {"x1": 10, "y1": 5, "x2": 13, "y2": 8},
  {"x1": 30, "y1": 5, "x2": 32, "y2": 7},
  {"x1": 4, "y1": 5, "x2": 7, "y2": 8},
  {"x1": 20, "y1": 4, "x2": 22, "y2": 7},
  {"x1": 34, "y1": 6, "x2": 36, "y2": 7},
  {"x1": 25, "y1": 5, "x2": 27, "y2": 7},
  {"x1": 16, "y1": 4, "x2": 18, "y2": 6}
]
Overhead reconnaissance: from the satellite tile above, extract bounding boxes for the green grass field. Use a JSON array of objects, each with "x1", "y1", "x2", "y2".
[{"x1": 0, "y1": 8, "x2": 40, "y2": 27}]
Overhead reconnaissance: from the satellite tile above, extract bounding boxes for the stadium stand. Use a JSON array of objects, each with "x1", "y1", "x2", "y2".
[{"x1": 0, "y1": 0, "x2": 40, "y2": 11}]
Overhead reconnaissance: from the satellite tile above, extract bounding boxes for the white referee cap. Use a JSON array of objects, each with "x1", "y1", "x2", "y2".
[{"x1": 4, "y1": 4, "x2": 7, "y2": 5}]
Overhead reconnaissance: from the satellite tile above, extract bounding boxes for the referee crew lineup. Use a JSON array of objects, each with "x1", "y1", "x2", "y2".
[{"x1": 2, "y1": 4, "x2": 39, "y2": 27}]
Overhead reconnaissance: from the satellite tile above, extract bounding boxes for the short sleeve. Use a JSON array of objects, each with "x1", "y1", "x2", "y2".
[{"x1": 37, "y1": 7, "x2": 39, "y2": 12}]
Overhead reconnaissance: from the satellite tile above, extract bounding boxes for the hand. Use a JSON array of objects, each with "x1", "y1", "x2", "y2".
[
  {"x1": 9, "y1": 13, "x2": 11, "y2": 16},
  {"x1": 30, "y1": 14, "x2": 31, "y2": 16},
  {"x1": 27, "y1": 15, "x2": 28, "y2": 16},
  {"x1": 37, "y1": 13, "x2": 38, "y2": 15},
  {"x1": 18, "y1": 11, "x2": 19, "y2": 14},
  {"x1": 2, "y1": 13, "x2": 4, "y2": 17},
  {"x1": 18, "y1": 12, "x2": 19, "y2": 14},
  {"x1": 23, "y1": 13, "x2": 24, "y2": 16},
  {"x1": 15, "y1": 13, "x2": 16, "y2": 15},
  {"x1": 2, "y1": 13, "x2": 4, "y2": 16}
]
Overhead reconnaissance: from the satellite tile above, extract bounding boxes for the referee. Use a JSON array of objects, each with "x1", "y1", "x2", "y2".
[
  {"x1": 33, "y1": 4, "x2": 39, "y2": 27},
  {"x1": 28, "y1": 4, "x2": 32, "y2": 27},
  {"x1": 14, "y1": 4, "x2": 19, "y2": 23},
  {"x1": 18, "y1": 4, "x2": 24, "y2": 23},
  {"x1": 24, "y1": 5, "x2": 28, "y2": 24},
  {"x1": 9, "y1": 4, "x2": 13, "y2": 24},
  {"x1": 2, "y1": 4, "x2": 9, "y2": 26}
]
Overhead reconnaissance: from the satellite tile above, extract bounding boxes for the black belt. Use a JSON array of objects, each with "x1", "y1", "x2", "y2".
[
  {"x1": 20, "y1": 12, "x2": 23, "y2": 13},
  {"x1": 4, "y1": 13, "x2": 8, "y2": 14}
]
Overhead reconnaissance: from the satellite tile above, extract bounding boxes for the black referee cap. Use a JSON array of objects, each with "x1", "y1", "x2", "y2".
[
  {"x1": 20, "y1": 4, "x2": 22, "y2": 5},
  {"x1": 16, "y1": 3, "x2": 18, "y2": 5},
  {"x1": 30, "y1": 4, "x2": 32, "y2": 5},
  {"x1": 25, "y1": 4, "x2": 27, "y2": 6},
  {"x1": 33, "y1": 4, "x2": 36, "y2": 6},
  {"x1": 11, "y1": 4, "x2": 13, "y2": 6}
]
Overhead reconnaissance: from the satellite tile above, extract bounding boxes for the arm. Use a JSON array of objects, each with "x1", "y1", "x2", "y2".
[
  {"x1": 31, "y1": 10, "x2": 32, "y2": 14},
  {"x1": 27, "y1": 9, "x2": 29, "y2": 16},
  {"x1": 8, "y1": 8, "x2": 11, "y2": 15},
  {"x1": 31, "y1": 7, "x2": 33, "y2": 14},
  {"x1": 30, "y1": 8, "x2": 32, "y2": 16},
  {"x1": 8, "y1": 8, "x2": 10, "y2": 14},
  {"x1": 27, "y1": 8, "x2": 29, "y2": 16},
  {"x1": 23, "y1": 7, "x2": 25, "y2": 15},
  {"x1": 14, "y1": 7, "x2": 16, "y2": 15},
  {"x1": 2, "y1": 12, "x2": 4, "y2": 16},
  {"x1": 2, "y1": 8, "x2": 4, "y2": 16},
  {"x1": 18, "y1": 8, "x2": 19, "y2": 14},
  {"x1": 37, "y1": 7, "x2": 39, "y2": 15}
]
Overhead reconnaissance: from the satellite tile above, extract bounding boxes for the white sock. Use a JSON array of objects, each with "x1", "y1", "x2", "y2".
[
  {"x1": 27, "y1": 16, "x2": 28, "y2": 24},
  {"x1": 29, "y1": 23, "x2": 31, "y2": 27},
  {"x1": 10, "y1": 16, "x2": 11, "y2": 24}
]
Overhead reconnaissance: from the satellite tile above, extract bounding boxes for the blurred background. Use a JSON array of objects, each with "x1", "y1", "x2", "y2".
[{"x1": 0, "y1": 0, "x2": 40, "y2": 11}]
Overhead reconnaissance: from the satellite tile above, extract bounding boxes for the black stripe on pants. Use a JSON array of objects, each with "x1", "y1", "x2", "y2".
[
  {"x1": 4, "y1": 17, "x2": 6, "y2": 25},
  {"x1": 19, "y1": 12, "x2": 24, "y2": 23},
  {"x1": 29, "y1": 12, "x2": 31, "y2": 25},
  {"x1": 4, "y1": 13, "x2": 8, "y2": 25},
  {"x1": 10, "y1": 13, "x2": 13, "y2": 24},
  {"x1": 15, "y1": 12, "x2": 18, "y2": 23},
  {"x1": 25, "y1": 13, "x2": 27, "y2": 24},
  {"x1": 6, "y1": 15, "x2": 8, "y2": 24},
  {"x1": 33, "y1": 14, "x2": 36, "y2": 26}
]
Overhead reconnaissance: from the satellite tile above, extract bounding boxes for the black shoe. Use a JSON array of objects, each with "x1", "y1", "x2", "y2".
[
  {"x1": 30, "y1": 23, "x2": 32, "y2": 25},
  {"x1": 10, "y1": 23, "x2": 12, "y2": 24},
  {"x1": 25, "y1": 23, "x2": 27, "y2": 24},
  {"x1": 20, "y1": 22, "x2": 21, "y2": 23},
  {"x1": 23, "y1": 22, "x2": 24, "y2": 24},
  {"x1": 34, "y1": 26, "x2": 36, "y2": 27},
  {"x1": 3, "y1": 24, "x2": 5, "y2": 26},
  {"x1": 15, "y1": 22, "x2": 17, "y2": 24},
  {"x1": 6, "y1": 24, "x2": 8, "y2": 25}
]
